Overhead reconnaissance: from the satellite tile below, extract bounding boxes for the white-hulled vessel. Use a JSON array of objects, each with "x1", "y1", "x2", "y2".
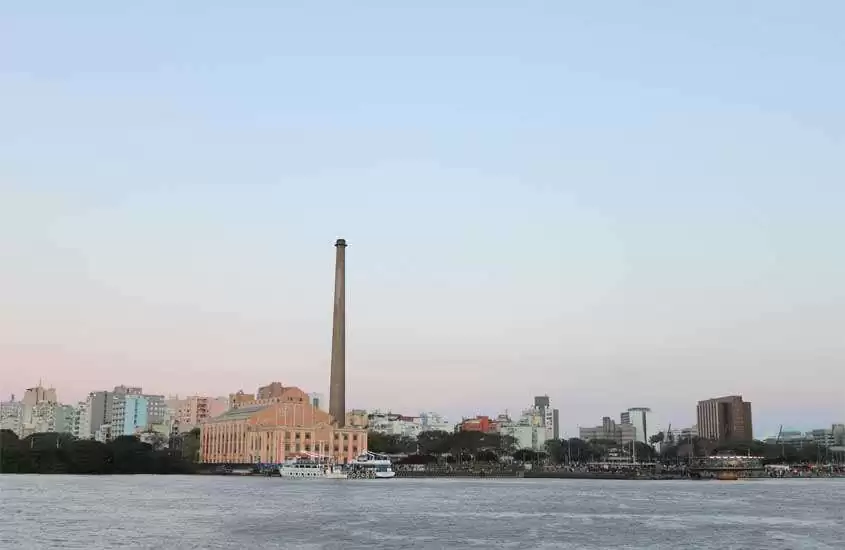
[
  {"x1": 349, "y1": 451, "x2": 396, "y2": 479},
  {"x1": 278, "y1": 454, "x2": 348, "y2": 479}
]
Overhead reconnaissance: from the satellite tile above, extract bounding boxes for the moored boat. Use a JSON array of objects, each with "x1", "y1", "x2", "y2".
[
  {"x1": 349, "y1": 451, "x2": 396, "y2": 479},
  {"x1": 278, "y1": 455, "x2": 348, "y2": 479}
]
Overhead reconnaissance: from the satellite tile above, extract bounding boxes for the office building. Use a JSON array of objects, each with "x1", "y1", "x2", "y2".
[
  {"x1": 116, "y1": 394, "x2": 148, "y2": 436},
  {"x1": 19, "y1": 383, "x2": 59, "y2": 436},
  {"x1": 696, "y1": 395, "x2": 753, "y2": 442},
  {"x1": 54, "y1": 404, "x2": 77, "y2": 434},
  {"x1": 621, "y1": 407, "x2": 652, "y2": 445},
  {"x1": 532, "y1": 395, "x2": 560, "y2": 441},
  {"x1": 173, "y1": 395, "x2": 229, "y2": 432},
  {"x1": 81, "y1": 391, "x2": 112, "y2": 439},
  {"x1": 145, "y1": 394, "x2": 167, "y2": 424},
  {"x1": 579, "y1": 416, "x2": 637, "y2": 445}
]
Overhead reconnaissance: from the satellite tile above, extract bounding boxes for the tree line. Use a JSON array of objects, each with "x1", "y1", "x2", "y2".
[
  {"x1": 0, "y1": 429, "x2": 201, "y2": 474},
  {"x1": 366, "y1": 429, "x2": 838, "y2": 465},
  {"x1": 365, "y1": 430, "x2": 658, "y2": 463}
]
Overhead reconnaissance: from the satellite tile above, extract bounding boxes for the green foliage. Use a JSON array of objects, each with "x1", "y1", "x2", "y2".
[
  {"x1": 372, "y1": 430, "x2": 518, "y2": 463},
  {"x1": 0, "y1": 431, "x2": 197, "y2": 474},
  {"x1": 658, "y1": 438, "x2": 832, "y2": 464},
  {"x1": 181, "y1": 428, "x2": 201, "y2": 462},
  {"x1": 366, "y1": 431, "x2": 418, "y2": 454}
]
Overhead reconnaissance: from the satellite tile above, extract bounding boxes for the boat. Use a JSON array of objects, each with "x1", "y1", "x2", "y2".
[
  {"x1": 349, "y1": 451, "x2": 396, "y2": 479},
  {"x1": 278, "y1": 455, "x2": 348, "y2": 479}
]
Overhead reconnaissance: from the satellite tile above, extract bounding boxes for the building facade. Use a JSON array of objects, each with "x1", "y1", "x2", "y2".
[
  {"x1": 173, "y1": 395, "x2": 229, "y2": 432},
  {"x1": 367, "y1": 411, "x2": 423, "y2": 438},
  {"x1": 200, "y1": 386, "x2": 367, "y2": 464},
  {"x1": 74, "y1": 391, "x2": 112, "y2": 439},
  {"x1": 498, "y1": 423, "x2": 547, "y2": 451},
  {"x1": 621, "y1": 407, "x2": 652, "y2": 445},
  {"x1": 118, "y1": 395, "x2": 149, "y2": 436},
  {"x1": 1, "y1": 397, "x2": 23, "y2": 436},
  {"x1": 579, "y1": 416, "x2": 637, "y2": 444},
  {"x1": 257, "y1": 382, "x2": 285, "y2": 400},
  {"x1": 532, "y1": 395, "x2": 560, "y2": 441},
  {"x1": 145, "y1": 394, "x2": 167, "y2": 425},
  {"x1": 54, "y1": 404, "x2": 77, "y2": 434},
  {"x1": 230, "y1": 384, "x2": 309, "y2": 411},
  {"x1": 18, "y1": 383, "x2": 59, "y2": 436},
  {"x1": 458, "y1": 416, "x2": 498, "y2": 433},
  {"x1": 696, "y1": 395, "x2": 753, "y2": 442},
  {"x1": 419, "y1": 412, "x2": 455, "y2": 433}
]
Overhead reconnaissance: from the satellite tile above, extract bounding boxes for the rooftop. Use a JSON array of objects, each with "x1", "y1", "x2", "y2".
[{"x1": 205, "y1": 404, "x2": 269, "y2": 423}]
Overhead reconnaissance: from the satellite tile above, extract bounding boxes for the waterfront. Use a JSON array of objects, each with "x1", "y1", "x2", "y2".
[{"x1": 1, "y1": 476, "x2": 843, "y2": 549}]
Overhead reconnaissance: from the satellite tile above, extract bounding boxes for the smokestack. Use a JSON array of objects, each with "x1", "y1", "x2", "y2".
[{"x1": 329, "y1": 238, "x2": 347, "y2": 427}]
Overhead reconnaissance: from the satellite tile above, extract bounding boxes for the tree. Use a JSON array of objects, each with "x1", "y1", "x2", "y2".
[
  {"x1": 141, "y1": 431, "x2": 168, "y2": 451},
  {"x1": 366, "y1": 432, "x2": 417, "y2": 454},
  {"x1": 544, "y1": 439, "x2": 564, "y2": 463},
  {"x1": 181, "y1": 428, "x2": 201, "y2": 463},
  {"x1": 634, "y1": 441, "x2": 656, "y2": 462},
  {"x1": 1, "y1": 430, "x2": 196, "y2": 474},
  {"x1": 496, "y1": 434, "x2": 518, "y2": 455},
  {"x1": 417, "y1": 430, "x2": 451, "y2": 456},
  {"x1": 649, "y1": 432, "x2": 665, "y2": 446},
  {"x1": 0, "y1": 429, "x2": 27, "y2": 473},
  {"x1": 66, "y1": 439, "x2": 112, "y2": 474},
  {"x1": 564, "y1": 438, "x2": 592, "y2": 463},
  {"x1": 512, "y1": 449, "x2": 546, "y2": 463}
]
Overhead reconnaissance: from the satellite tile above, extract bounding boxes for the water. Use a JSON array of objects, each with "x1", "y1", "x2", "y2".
[{"x1": 1, "y1": 476, "x2": 843, "y2": 549}]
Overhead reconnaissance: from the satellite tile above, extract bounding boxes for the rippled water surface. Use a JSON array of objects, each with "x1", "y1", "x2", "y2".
[{"x1": 1, "y1": 476, "x2": 843, "y2": 549}]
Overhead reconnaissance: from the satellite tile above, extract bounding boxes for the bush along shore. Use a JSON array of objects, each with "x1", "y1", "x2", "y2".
[{"x1": 0, "y1": 429, "x2": 199, "y2": 474}]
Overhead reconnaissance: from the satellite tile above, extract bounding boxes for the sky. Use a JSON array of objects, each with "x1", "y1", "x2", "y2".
[{"x1": 1, "y1": 2, "x2": 843, "y2": 438}]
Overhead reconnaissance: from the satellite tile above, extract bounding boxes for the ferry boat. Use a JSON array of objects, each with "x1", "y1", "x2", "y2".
[
  {"x1": 278, "y1": 456, "x2": 348, "y2": 479},
  {"x1": 349, "y1": 451, "x2": 396, "y2": 479}
]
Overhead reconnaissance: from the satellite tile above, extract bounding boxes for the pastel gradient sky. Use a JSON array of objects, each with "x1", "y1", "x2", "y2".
[{"x1": 2, "y1": 2, "x2": 843, "y2": 438}]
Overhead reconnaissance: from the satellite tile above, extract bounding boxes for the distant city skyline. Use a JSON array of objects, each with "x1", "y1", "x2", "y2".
[
  {"x1": 2, "y1": 3, "x2": 843, "y2": 439},
  {"x1": 1, "y1": 379, "x2": 840, "y2": 441}
]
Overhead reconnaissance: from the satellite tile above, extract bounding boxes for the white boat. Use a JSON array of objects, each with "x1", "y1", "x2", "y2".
[
  {"x1": 278, "y1": 456, "x2": 348, "y2": 479},
  {"x1": 349, "y1": 451, "x2": 396, "y2": 479}
]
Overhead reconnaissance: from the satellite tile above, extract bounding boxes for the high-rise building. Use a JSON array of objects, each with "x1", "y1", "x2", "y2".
[
  {"x1": 145, "y1": 394, "x2": 167, "y2": 424},
  {"x1": 118, "y1": 395, "x2": 148, "y2": 436},
  {"x1": 696, "y1": 395, "x2": 753, "y2": 443},
  {"x1": 532, "y1": 395, "x2": 560, "y2": 441},
  {"x1": 0, "y1": 396, "x2": 23, "y2": 436},
  {"x1": 82, "y1": 391, "x2": 112, "y2": 439},
  {"x1": 22, "y1": 384, "x2": 57, "y2": 407},
  {"x1": 621, "y1": 407, "x2": 652, "y2": 445},
  {"x1": 54, "y1": 404, "x2": 77, "y2": 434},
  {"x1": 173, "y1": 396, "x2": 229, "y2": 432},
  {"x1": 19, "y1": 383, "x2": 59, "y2": 436},
  {"x1": 72, "y1": 401, "x2": 88, "y2": 439}
]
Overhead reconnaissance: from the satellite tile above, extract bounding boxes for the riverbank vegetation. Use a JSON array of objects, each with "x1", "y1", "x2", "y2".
[
  {"x1": 366, "y1": 429, "x2": 840, "y2": 465},
  {"x1": 0, "y1": 429, "x2": 200, "y2": 474}
]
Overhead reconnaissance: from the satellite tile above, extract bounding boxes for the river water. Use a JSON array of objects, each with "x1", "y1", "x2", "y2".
[{"x1": 1, "y1": 476, "x2": 842, "y2": 549}]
